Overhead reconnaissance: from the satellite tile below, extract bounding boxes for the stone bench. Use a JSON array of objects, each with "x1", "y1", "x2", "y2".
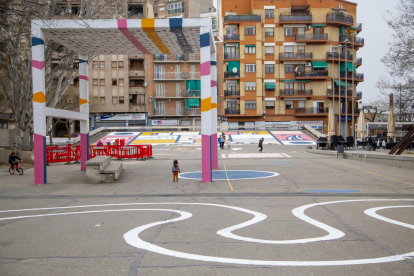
[{"x1": 85, "y1": 156, "x2": 123, "y2": 183}]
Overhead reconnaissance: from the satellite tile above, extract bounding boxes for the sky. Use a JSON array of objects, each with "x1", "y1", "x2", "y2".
[{"x1": 214, "y1": 0, "x2": 402, "y2": 104}]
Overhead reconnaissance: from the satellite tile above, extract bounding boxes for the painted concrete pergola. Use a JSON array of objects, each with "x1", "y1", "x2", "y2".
[{"x1": 31, "y1": 18, "x2": 218, "y2": 184}]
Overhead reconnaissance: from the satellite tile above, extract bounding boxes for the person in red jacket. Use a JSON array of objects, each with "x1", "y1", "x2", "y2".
[{"x1": 172, "y1": 160, "x2": 180, "y2": 182}]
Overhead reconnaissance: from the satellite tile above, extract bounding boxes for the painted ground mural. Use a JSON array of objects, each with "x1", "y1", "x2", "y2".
[{"x1": 96, "y1": 131, "x2": 316, "y2": 146}]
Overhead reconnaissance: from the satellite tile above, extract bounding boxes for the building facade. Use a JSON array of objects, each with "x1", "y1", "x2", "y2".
[{"x1": 220, "y1": 0, "x2": 363, "y2": 134}]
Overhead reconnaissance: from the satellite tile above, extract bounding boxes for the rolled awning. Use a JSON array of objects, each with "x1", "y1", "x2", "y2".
[
  {"x1": 312, "y1": 24, "x2": 326, "y2": 27},
  {"x1": 280, "y1": 80, "x2": 311, "y2": 82},
  {"x1": 334, "y1": 79, "x2": 352, "y2": 88},
  {"x1": 312, "y1": 61, "x2": 328, "y2": 69},
  {"x1": 265, "y1": 83, "x2": 275, "y2": 89},
  {"x1": 245, "y1": 45, "x2": 256, "y2": 47}
]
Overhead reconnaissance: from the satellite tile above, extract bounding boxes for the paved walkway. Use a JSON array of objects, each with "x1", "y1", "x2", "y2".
[{"x1": 0, "y1": 144, "x2": 413, "y2": 275}]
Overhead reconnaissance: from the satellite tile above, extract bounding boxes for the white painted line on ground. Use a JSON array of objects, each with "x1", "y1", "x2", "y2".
[
  {"x1": 281, "y1": 153, "x2": 292, "y2": 157},
  {"x1": 221, "y1": 154, "x2": 226, "y2": 158}
]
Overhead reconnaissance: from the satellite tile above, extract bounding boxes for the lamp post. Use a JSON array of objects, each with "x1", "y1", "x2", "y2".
[
  {"x1": 338, "y1": 44, "x2": 343, "y2": 136},
  {"x1": 350, "y1": 32, "x2": 356, "y2": 141},
  {"x1": 332, "y1": 50, "x2": 335, "y2": 134},
  {"x1": 344, "y1": 38, "x2": 348, "y2": 137}
]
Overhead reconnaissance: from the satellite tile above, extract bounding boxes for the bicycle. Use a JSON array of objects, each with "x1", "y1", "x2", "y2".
[{"x1": 9, "y1": 162, "x2": 23, "y2": 175}]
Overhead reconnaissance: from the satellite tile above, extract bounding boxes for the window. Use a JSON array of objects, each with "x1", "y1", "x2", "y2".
[
  {"x1": 285, "y1": 64, "x2": 294, "y2": 73},
  {"x1": 265, "y1": 9, "x2": 274, "y2": 18},
  {"x1": 112, "y1": 79, "x2": 117, "y2": 86},
  {"x1": 284, "y1": 46, "x2": 294, "y2": 53},
  {"x1": 266, "y1": 101, "x2": 275, "y2": 109},
  {"x1": 92, "y1": 61, "x2": 98, "y2": 68},
  {"x1": 285, "y1": 100, "x2": 294, "y2": 109},
  {"x1": 100, "y1": 97, "x2": 105, "y2": 105},
  {"x1": 119, "y1": 96, "x2": 124, "y2": 104},
  {"x1": 265, "y1": 64, "x2": 274, "y2": 73},
  {"x1": 265, "y1": 27, "x2": 274, "y2": 37},
  {"x1": 93, "y1": 97, "x2": 99, "y2": 105},
  {"x1": 245, "y1": 82, "x2": 256, "y2": 91},
  {"x1": 298, "y1": 83, "x2": 305, "y2": 90},
  {"x1": 111, "y1": 61, "x2": 117, "y2": 68},
  {"x1": 100, "y1": 79, "x2": 105, "y2": 86},
  {"x1": 295, "y1": 64, "x2": 305, "y2": 72},
  {"x1": 99, "y1": 61, "x2": 105, "y2": 69},
  {"x1": 285, "y1": 82, "x2": 294, "y2": 94},
  {"x1": 119, "y1": 79, "x2": 124, "y2": 86},
  {"x1": 112, "y1": 97, "x2": 118, "y2": 104},
  {"x1": 93, "y1": 79, "x2": 98, "y2": 86},
  {"x1": 297, "y1": 45, "x2": 305, "y2": 53},
  {"x1": 246, "y1": 101, "x2": 256, "y2": 110},
  {"x1": 167, "y1": 2, "x2": 183, "y2": 14},
  {"x1": 298, "y1": 100, "x2": 305, "y2": 108},
  {"x1": 284, "y1": 28, "x2": 293, "y2": 36},
  {"x1": 159, "y1": 7, "x2": 164, "y2": 11},
  {"x1": 265, "y1": 46, "x2": 274, "y2": 55},
  {"x1": 128, "y1": 4, "x2": 143, "y2": 16},
  {"x1": 245, "y1": 46, "x2": 256, "y2": 54},
  {"x1": 297, "y1": 27, "x2": 305, "y2": 35},
  {"x1": 245, "y1": 64, "x2": 256, "y2": 72},
  {"x1": 118, "y1": 61, "x2": 124, "y2": 68},
  {"x1": 245, "y1": 26, "x2": 256, "y2": 35},
  {"x1": 315, "y1": 27, "x2": 322, "y2": 34}
]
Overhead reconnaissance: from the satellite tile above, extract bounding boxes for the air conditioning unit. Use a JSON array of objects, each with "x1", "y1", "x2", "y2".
[
  {"x1": 338, "y1": 5, "x2": 343, "y2": 10},
  {"x1": 306, "y1": 62, "x2": 312, "y2": 67},
  {"x1": 306, "y1": 25, "x2": 311, "y2": 30}
]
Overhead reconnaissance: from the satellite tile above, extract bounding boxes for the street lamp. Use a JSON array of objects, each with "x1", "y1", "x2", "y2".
[
  {"x1": 337, "y1": 44, "x2": 343, "y2": 136},
  {"x1": 349, "y1": 32, "x2": 357, "y2": 141},
  {"x1": 344, "y1": 38, "x2": 349, "y2": 137}
]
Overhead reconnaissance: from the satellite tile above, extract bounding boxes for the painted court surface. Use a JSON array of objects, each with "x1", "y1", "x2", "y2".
[
  {"x1": 0, "y1": 143, "x2": 413, "y2": 275},
  {"x1": 97, "y1": 131, "x2": 316, "y2": 146}
]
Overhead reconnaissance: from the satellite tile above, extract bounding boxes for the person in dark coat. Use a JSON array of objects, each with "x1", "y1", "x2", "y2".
[
  {"x1": 258, "y1": 137, "x2": 264, "y2": 152},
  {"x1": 218, "y1": 135, "x2": 222, "y2": 149}
]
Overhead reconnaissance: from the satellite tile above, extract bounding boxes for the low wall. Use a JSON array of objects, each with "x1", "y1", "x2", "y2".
[
  {"x1": 307, "y1": 149, "x2": 414, "y2": 170},
  {"x1": 0, "y1": 129, "x2": 31, "y2": 150},
  {"x1": 0, "y1": 148, "x2": 34, "y2": 165}
]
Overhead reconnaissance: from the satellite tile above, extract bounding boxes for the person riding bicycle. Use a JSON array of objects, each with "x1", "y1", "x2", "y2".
[{"x1": 9, "y1": 151, "x2": 21, "y2": 171}]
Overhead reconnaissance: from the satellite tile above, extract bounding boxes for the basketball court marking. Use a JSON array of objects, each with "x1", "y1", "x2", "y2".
[
  {"x1": 1, "y1": 200, "x2": 413, "y2": 266},
  {"x1": 179, "y1": 170, "x2": 279, "y2": 180},
  {"x1": 223, "y1": 153, "x2": 291, "y2": 159}
]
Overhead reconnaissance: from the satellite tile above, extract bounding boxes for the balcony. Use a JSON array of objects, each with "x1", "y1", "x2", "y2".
[
  {"x1": 183, "y1": 108, "x2": 201, "y2": 116},
  {"x1": 327, "y1": 89, "x2": 354, "y2": 98},
  {"x1": 280, "y1": 52, "x2": 313, "y2": 60},
  {"x1": 225, "y1": 108, "x2": 241, "y2": 115},
  {"x1": 184, "y1": 54, "x2": 199, "y2": 62},
  {"x1": 295, "y1": 33, "x2": 328, "y2": 43},
  {"x1": 280, "y1": 90, "x2": 313, "y2": 97},
  {"x1": 356, "y1": 92, "x2": 362, "y2": 99},
  {"x1": 339, "y1": 35, "x2": 365, "y2": 47},
  {"x1": 154, "y1": 72, "x2": 200, "y2": 80},
  {"x1": 224, "y1": 90, "x2": 240, "y2": 96},
  {"x1": 280, "y1": 13, "x2": 312, "y2": 23},
  {"x1": 356, "y1": 57, "x2": 362, "y2": 66},
  {"x1": 153, "y1": 54, "x2": 185, "y2": 62},
  {"x1": 340, "y1": 72, "x2": 364, "y2": 82},
  {"x1": 326, "y1": 12, "x2": 354, "y2": 26},
  {"x1": 168, "y1": 8, "x2": 184, "y2": 14},
  {"x1": 224, "y1": 71, "x2": 240, "y2": 78},
  {"x1": 129, "y1": 67, "x2": 145, "y2": 77},
  {"x1": 224, "y1": 15, "x2": 261, "y2": 23},
  {"x1": 224, "y1": 34, "x2": 240, "y2": 41},
  {"x1": 341, "y1": 108, "x2": 360, "y2": 115},
  {"x1": 224, "y1": 53, "x2": 240, "y2": 60},
  {"x1": 295, "y1": 70, "x2": 328, "y2": 79},
  {"x1": 153, "y1": 108, "x2": 200, "y2": 116},
  {"x1": 296, "y1": 107, "x2": 329, "y2": 116},
  {"x1": 183, "y1": 90, "x2": 201, "y2": 97},
  {"x1": 154, "y1": 90, "x2": 185, "y2": 98},
  {"x1": 357, "y1": 23, "x2": 362, "y2": 33},
  {"x1": 326, "y1": 52, "x2": 353, "y2": 61}
]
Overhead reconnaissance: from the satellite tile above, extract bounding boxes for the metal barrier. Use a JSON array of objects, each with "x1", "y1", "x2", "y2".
[{"x1": 46, "y1": 144, "x2": 152, "y2": 164}]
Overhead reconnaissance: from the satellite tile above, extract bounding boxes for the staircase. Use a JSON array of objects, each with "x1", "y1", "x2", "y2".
[{"x1": 389, "y1": 127, "x2": 414, "y2": 155}]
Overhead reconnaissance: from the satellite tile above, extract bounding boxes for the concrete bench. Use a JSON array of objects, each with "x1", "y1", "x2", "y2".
[{"x1": 85, "y1": 156, "x2": 123, "y2": 183}]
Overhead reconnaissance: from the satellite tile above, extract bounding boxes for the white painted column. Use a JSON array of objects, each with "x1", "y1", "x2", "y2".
[
  {"x1": 210, "y1": 50, "x2": 218, "y2": 170},
  {"x1": 79, "y1": 55, "x2": 90, "y2": 171}
]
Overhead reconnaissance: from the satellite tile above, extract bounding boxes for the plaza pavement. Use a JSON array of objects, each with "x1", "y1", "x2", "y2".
[{"x1": 0, "y1": 144, "x2": 413, "y2": 276}]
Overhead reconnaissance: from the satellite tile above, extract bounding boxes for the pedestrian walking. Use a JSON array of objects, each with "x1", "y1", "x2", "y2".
[
  {"x1": 221, "y1": 132, "x2": 226, "y2": 149},
  {"x1": 227, "y1": 139, "x2": 231, "y2": 150},
  {"x1": 218, "y1": 135, "x2": 222, "y2": 149},
  {"x1": 172, "y1": 160, "x2": 180, "y2": 182},
  {"x1": 258, "y1": 137, "x2": 264, "y2": 152}
]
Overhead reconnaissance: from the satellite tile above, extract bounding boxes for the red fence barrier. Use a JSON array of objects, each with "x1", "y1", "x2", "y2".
[{"x1": 46, "y1": 144, "x2": 152, "y2": 164}]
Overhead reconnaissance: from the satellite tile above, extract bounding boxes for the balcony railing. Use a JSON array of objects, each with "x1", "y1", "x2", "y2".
[
  {"x1": 357, "y1": 23, "x2": 362, "y2": 31},
  {"x1": 224, "y1": 34, "x2": 240, "y2": 41},
  {"x1": 295, "y1": 33, "x2": 328, "y2": 41},
  {"x1": 168, "y1": 8, "x2": 184, "y2": 14},
  {"x1": 225, "y1": 108, "x2": 241, "y2": 115},
  {"x1": 224, "y1": 71, "x2": 240, "y2": 78},
  {"x1": 296, "y1": 70, "x2": 328, "y2": 78},
  {"x1": 154, "y1": 72, "x2": 200, "y2": 80},
  {"x1": 326, "y1": 12, "x2": 354, "y2": 25},
  {"x1": 224, "y1": 15, "x2": 261, "y2": 22},
  {"x1": 280, "y1": 52, "x2": 313, "y2": 60},
  {"x1": 224, "y1": 53, "x2": 240, "y2": 59},
  {"x1": 326, "y1": 52, "x2": 353, "y2": 61},
  {"x1": 280, "y1": 90, "x2": 313, "y2": 96},
  {"x1": 155, "y1": 90, "x2": 185, "y2": 98},
  {"x1": 340, "y1": 72, "x2": 364, "y2": 81},
  {"x1": 154, "y1": 108, "x2": 183, "y2": 116},
  {"x1": 356, "y1": 92, "x2": 362, "y2": 98},
  {"x1": 280, "y1": 13, "x2": 312, "y2": 22},
  {"x1": 153, "y1": 54, "x2": 185, "y2": 61},
  {"x1": 340, "y1": 35, "x2": 365, "y2": 46},
  {"x1": 183, "y1": 108, "x2": 201, "y2": 116},
  {"x1": 296, "y1": 107, "x2": 329, "y2": 115},
  {"x1": 183, "y1": 90, "x2": 201, "y2": 97},
  {"x1": 327, "y1": 89, "x2": 354, "y2": 97},
  {"x1": 356, "y1": 57, "x2": 362, "y2": 65},
  {"x1": 224, "y1": 90, "x2": 240, "y2": 96}
]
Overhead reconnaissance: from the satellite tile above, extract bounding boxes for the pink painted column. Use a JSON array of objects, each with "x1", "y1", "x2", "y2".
[
  {"x1": 31, "y1": 26, "x2": 47, "y2": 184},
  {"x1": 79, "y1": 55, "x2": 90, "y2": 171},
  {"x1": 200, "y1": 27, "x2": 212, "y2": 182}
]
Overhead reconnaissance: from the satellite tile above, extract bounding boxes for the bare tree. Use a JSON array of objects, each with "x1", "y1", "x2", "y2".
[
  {"x1": 362, "y1": 99, "x2": 388, "y2": 123},
  {"x1": 0, "y1": 0, "x2": 125, "y2": 155},
  {"x1": 378, "y1": 0, "x2": 414, "y2": 122}
]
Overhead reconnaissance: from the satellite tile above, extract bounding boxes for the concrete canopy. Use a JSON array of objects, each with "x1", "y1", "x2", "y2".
[{"x1": 34, "y1": 18, "x2": 216, "y2": 55}]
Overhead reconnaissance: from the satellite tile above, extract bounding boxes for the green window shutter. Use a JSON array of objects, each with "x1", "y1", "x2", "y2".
[
  {"x1": 228, "y1": 61, "x2": 240, "y2": 72},
  {"x1": 265, "y1": 83, "x2": 275, "y2": 89}
]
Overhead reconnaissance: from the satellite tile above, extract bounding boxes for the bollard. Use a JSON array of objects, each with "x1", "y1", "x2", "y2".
[{"x1": 337, "y1": 145, "x2": 344, "y2": 159}]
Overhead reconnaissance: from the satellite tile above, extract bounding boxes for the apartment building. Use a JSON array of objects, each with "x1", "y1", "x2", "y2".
[{"x1": 220, "y1": 0, "x2": 363, "y2": 134}]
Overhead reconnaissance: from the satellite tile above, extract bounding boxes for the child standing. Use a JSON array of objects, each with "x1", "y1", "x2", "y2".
[
  {"x1": 227, "y1": 139, "x2": 231, "y2": 150},
  {"x1": 172, "y1": 160, "x2": 180, "y2": 182}
]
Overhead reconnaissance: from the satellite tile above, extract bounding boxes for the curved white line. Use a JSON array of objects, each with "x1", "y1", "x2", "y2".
[
  {"x1": 179, "y1": 170, "x2": 279, "y2": 181},
  {"x1": 1, "y1": 200, "x2": 414, "y2": 266},
  {"x1": 365, "y1": 205, "x2": 414, "y2": 230}
]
